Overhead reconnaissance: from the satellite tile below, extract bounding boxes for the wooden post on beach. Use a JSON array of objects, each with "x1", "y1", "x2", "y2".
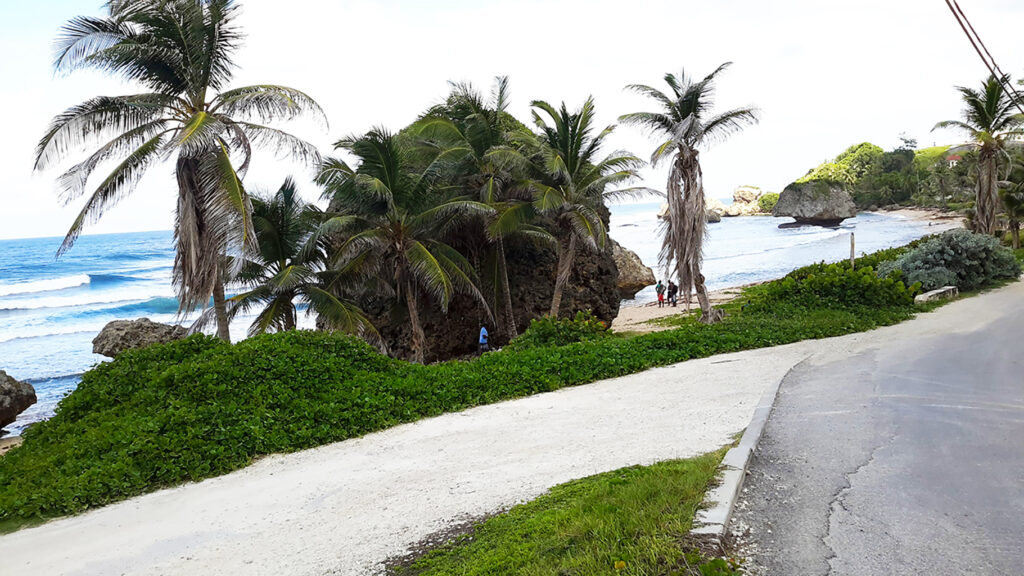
[{"x1": 850, "y1": 233, "x2": 856, "y2": 269}]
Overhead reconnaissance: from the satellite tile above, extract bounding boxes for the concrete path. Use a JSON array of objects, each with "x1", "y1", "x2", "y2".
[
  {"x1": 732, "y1": 280, "x2": 1024, "y2": 575},
  {"x1": 0, "y1": 341, "x2": 812, "y2": 576}
]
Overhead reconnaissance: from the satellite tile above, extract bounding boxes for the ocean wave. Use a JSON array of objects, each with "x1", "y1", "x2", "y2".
[
  {"x1": 706, "y1": 229, "x2": 848, "y2": 261},
  {"x1": 0, "y1": 274, "x2": 91, "y2": 297}
]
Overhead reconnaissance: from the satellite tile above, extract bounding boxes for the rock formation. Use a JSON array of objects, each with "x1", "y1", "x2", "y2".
[
  {"x1": 772, "y1": 181, "x2": 858, "y2": 227},
  {"x1": 353, "y1": 202, "x2": 623, "y2": 362},
  {"x1": 92, "y1": 318, "x2": 189, "y2": 358},
  {"x1": 611, "y1": 240, "x2": 655, "y2": 299},
  {"x1": 659, "y1": 202, "x2": 725, "y2": 223},
  {"x1": 722, "y1": 186, "x2": 767, "y2": 217},
  {"x1": 1, "y1": 371, "x2": 36, "y2": 432},
  {"x1": 733, "y1": 185, "x2": 762, "y2": 205}
]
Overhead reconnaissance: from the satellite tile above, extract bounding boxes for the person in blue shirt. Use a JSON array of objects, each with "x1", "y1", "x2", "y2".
[{"x1": 479, "y1": 325, "x2": 489, "y2": 354}]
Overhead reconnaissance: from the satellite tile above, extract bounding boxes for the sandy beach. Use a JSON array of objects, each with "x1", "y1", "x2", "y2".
[{"x1": 613, "y1": 209, "x2": 965, "y2": 333}]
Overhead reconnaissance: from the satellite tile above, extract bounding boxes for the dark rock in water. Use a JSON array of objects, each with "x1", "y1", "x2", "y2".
[
  {"x1": 93, "y1": 318, "x2": 189, "y2": 358},
  {"x1": 707, "y1": 210, "x2": 722, "y2": 224},
  {"x1": 773, "y1": 181, "x2": 857, "y2": 227},
  {"x1": 1, "y1": 370, "x2": 36, "y2": 431},
  {"x1": 611, "y1": 239, "x2": 655, "y2": 299}
]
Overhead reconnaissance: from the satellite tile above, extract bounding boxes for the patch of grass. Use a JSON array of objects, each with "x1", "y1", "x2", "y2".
[
  {"x1": 391, "y1": 449, "x2": 739, "y2": 576},
  {"x1": 1015, "y1": 248, "x2": 1024, "y2": 264}
]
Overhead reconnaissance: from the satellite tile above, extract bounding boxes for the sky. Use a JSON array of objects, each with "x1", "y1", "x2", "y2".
[{"x1": 1, "y1": 0, "x2": 1023, "y2": 241}]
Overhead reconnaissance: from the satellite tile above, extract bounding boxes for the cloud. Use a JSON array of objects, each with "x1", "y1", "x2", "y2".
[{"x1": 1, "y1": 0, "x2": 1021, "y2": 240}]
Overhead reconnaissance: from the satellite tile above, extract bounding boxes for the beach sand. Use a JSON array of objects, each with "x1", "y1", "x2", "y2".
[
  {"x1": 0, "y1": 436, "x2": 22, "y2": 457},
  {"x1": 612, "y1": 209, "x2": 965, "y2": 333}
]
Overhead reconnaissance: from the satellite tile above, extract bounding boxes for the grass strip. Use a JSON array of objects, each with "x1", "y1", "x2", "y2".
[{"x1": 391, "y1": 448, "x2": 741, "y2": 576}]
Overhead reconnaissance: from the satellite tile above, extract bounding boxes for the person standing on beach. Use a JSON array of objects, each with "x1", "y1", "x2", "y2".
[
  {"x1": 667, "y1": 281, "x2": 678, "y2": 307},
  {"x1": 479, "y1": 325, "x2": 490, "y2": 354},
  {"x1": 656, "y1": 280, "x2": 666, "y2": 308}
]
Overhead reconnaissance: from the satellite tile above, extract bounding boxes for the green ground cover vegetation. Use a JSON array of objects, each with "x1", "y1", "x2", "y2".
[
  {"x1": 2, "y1": 238, "x2": 984, "y2": 530},
  {"x1": 391, "y1": 449, "x2": 740, "y2": 576}
]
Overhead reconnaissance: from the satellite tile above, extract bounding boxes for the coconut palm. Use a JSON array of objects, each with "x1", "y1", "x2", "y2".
[
  {"x1": 35, "y1": 0, "x2": 324, "y2": 340},
  {"x1": 620, "y1": 63, "x2": 759, "y2": 323},
  {"x1": 317, "y1": 128, "x2": 492, "y2": 363},
  {"x1": 412, "y1": 77, "x2": 551, "y2": 339},
  {"x1": 202, "y1": 177, "x2": 378, "y2": 341},
  {"x1": 522, "y1": 97, "x2": 646, "y2": 317},
  {"x1": 1000, "y1": 156, "x2": 1024, "y2": 249},
  {"x1": 934, "y1": 75, "x2": 1024, "y2": 235}
]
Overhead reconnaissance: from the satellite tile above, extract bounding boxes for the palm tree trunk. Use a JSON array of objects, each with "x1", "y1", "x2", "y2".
[
  {"x1": 406, "y1": 279, "x2": 426, "y2": 364},
  {"x1": 1012, "y1": 221, "x2": 1021, "y2": 250},
  {"x1": 693, "y1": 264, "x2": 724, "y2": 324},
  {"x1": 212, "y1": 273, "x2": 231, "y2": 341},
  {"x1": 977, "y1": 155, "x2": 998, "y2": 235},
  {"x1": 549, "y1": 234, "x2": 576, "y2": 318},
  {"x1": 497, "y1": 236, "x2": 518, "y2": 339}
]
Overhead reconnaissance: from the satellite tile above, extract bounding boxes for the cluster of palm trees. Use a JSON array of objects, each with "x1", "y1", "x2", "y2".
[
  {"x1": 37, "y1": 0, "x2": 757, "y2": 362},
  {"x1": 934, "y1": 74, "x2": 1024, "y2": 241}
]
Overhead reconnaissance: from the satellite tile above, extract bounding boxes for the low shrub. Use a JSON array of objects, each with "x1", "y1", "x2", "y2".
[
  {"x1": 0, "y1": 244, "x2": 946, "y2": 527},
  {"x1": 876, "y1": 229, "x2": 1021, "y2": 291},
  {"x1": 507, "y1": 310, "x2": 609, "y2": 350},
  {"x1": 758, "y1": 192, "x2": 780, "y2": 213},
  {"x1": 749, "y1": 264, "x2": 919, "y2": 310}
]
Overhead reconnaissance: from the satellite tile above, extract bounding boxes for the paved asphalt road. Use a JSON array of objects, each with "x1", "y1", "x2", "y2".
[{"x1": 732, "y1": 283, "x2": 1024, "y2": 575}]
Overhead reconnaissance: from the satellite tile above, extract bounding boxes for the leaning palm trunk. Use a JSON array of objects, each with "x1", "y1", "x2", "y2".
[
  {"x1": 549, "y1": 234, "x2": 577, "y2": 317},
  {"x1": 175, "y1": 158, "x2": 233, "y2": 341},
  {"x1": 405, "y1": 278, "x2": 427, "y2": 364},
  {"x1": 664, "y1": 150, "x2": 724, "y2": 324},
  {"x1": 977, "y1": 153, "x2": 999, "y2": 235},
  {"x1": 212, "y1": 274, "x2": 230, "y2": 341},
  {"x1": 497, "y1": 237, "x2": 518, "y2": 339}
]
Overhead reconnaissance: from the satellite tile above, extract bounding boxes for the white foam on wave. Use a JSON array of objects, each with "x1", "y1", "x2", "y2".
[
  {"x1": 0, "y1": 285, "x2": 175, "y2": 312},
  {"x1": 0, "y1": 274, "x2": 91, "y2": 297}
]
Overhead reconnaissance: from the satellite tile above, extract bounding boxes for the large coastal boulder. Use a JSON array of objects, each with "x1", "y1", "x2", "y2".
[
  {"x1": 349, "y1": 201, "x2": 623, "y2": 362},
  {"x1": 733, "y1": 186, "x2": 762, "y2": 205},
  {"x1": 611, "y1": 239, "x2": 655, "y2": 299},
  {"x1": 658, "y1": 202, "x2": 723, "y2": 223},
  {"x1": 706, "y1": 198, "x2": 728, "y2": 216},
  {"x1": 1, "y1": 370, "x2": 36, "y2": 431},
  {"x1": 773, "y1": 181, "x2": 857, "y2": 226},
  {"x1": 92, "y1": 318, "x2": 188, "y2": 358}
]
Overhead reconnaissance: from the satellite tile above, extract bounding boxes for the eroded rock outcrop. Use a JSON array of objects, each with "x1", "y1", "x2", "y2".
[
  {"x1": 659, "y1": 202, "x2": 725, "y2": 223},
  {"x1": 723, "y1": 186, "x2": 766, "y2": 217},
  {"x1": 1, "y1": 371, "x2": 36, "y2": 431},
  {"x1": 611, "y1": 240, "x2": 655, "y2": 299},
  {"x1": 92, "y1": 318, "x2": 189, "y2": 358},
  {"x1": 772, "y1": 181, "x2": 857, "y2": 226}
]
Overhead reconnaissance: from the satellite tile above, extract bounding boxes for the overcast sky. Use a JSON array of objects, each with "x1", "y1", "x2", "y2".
[{"x1": 1, "y1": 0, "x2": 1023, "y2": 241}]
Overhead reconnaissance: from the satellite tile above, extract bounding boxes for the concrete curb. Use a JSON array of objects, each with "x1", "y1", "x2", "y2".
[{"x1": 690, "y1": 355, "x2": 810, "y2": 546}]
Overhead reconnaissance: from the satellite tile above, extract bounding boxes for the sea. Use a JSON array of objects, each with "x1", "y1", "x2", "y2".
[{"x1": 0, "y1": 202, "x2": 946, "y2": 436}]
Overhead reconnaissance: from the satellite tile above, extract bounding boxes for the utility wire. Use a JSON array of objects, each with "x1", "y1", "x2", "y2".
[{"x1": 944, "y1": 0, "x2": 1024, "y2": 115}]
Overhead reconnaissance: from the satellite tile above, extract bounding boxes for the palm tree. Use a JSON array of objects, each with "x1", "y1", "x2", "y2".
[
  {"x1": 412, "y1": 77, "x2": 551, "y2": 340},
  {"x1": 934, "y1": 75, "x2": 1024, "y2": 235},
  {"x1": 35, "y1": 0, "x2": 324, "y2": 341},
  {"x1": 204, "y1": 177, "x2": 378, "y2": 341},
  {"x1": 317, "y1": 128, "x2": 492, "y2": 363},
  {"x1": 1000, "y1": 156, "x2": 1024, "y2": 249},
  {"x1": 521, "y1": 97, "x2": 646, "y2": 318},
  {"x1": 620, "y1": 63, "x2": 759, "y2": 323}
]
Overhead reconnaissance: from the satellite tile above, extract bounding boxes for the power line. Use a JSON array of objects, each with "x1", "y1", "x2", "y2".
[{"x1": 944, "y1": 0, "x2": 1024, "y2": 115}]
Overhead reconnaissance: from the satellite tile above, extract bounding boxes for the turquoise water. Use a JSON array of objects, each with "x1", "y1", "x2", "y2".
[{"x1": 0, "y1": 207, "x2": 945, "y2": 435}]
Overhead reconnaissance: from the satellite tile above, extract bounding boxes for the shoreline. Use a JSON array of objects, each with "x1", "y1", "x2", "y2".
[{"x1": 613, "y1": 208, "x2": 964, "y2": 332}]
